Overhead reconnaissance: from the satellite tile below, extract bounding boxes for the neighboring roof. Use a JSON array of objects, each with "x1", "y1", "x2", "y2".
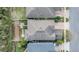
[
  {"x1": 27, "y1": 43, "x2": 55, "y2": 52},
  {"x1": 27, "y1": 7, "x2": 55, "y2": 18},
  {"x1": 27, "y1": 7, "x2": 63, "y2": 18}
]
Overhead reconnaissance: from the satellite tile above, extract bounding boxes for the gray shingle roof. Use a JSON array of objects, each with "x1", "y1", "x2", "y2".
[
  {"x1": 27, "y1": 7, "x2": 55, "y2": 18},
  {"x1": 27, "y1": 7, "x2": 63, "y2": 18},
  {"x1": 45, "y1": 25, "x2": 55, "y2": 35},
  {"x1": 27, "y1": 30, "x2": 55, "y2": 41}
]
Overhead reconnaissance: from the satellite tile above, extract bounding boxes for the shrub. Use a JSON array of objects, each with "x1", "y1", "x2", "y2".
[{"x1": 16, "y1": 37, "x2": 28, "y2": 52}]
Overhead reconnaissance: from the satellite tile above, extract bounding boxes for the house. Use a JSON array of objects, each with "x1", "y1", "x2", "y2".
[
  {"x1": 26, "y1": 7, "x2": 64, "y2": 41},
  {"x1": 25, "y1": 7, "x2": 69, "y2": 52}
]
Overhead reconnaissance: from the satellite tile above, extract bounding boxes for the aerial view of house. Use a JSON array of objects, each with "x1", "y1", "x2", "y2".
[{"x1": 0, "y1": 7, "x2": 70, "y2": 52}]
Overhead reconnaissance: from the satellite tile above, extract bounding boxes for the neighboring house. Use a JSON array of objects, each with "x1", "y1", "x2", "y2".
[{"x1": 27, "y1": 43, "x2": 55, "y2": 52}]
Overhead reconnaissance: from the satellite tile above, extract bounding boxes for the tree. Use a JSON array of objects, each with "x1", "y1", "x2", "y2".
[
  {"x1": 0, "y1": 7, "x2": 13, "y2": 51},
  {"x1": 52, "y1": 16, "x2": 69, "y2": 22}
]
